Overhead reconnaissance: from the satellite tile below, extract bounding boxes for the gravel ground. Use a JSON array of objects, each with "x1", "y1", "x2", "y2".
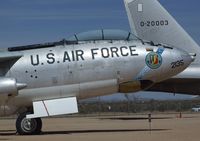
[{"x1": 0, "y1": 113, "x2": 199, "y2": 141}]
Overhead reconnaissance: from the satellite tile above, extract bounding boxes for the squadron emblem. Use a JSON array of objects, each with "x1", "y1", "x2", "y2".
[{"x1": 145, "y1": 52, "x2": 162, "y2": 69}]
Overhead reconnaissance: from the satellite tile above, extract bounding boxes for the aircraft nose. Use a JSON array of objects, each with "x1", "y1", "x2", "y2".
[
  {"x1": 157, "y1": 47, "x2": 194, "y2": 82},
  {"x1": 136, "y1": 47, "x2": 195, "y2": 83},
  {"x1": 189, "y1": 53, "x2": 196, "y2": 62},
  {"x1": 177, "y1": 48, "x2": 195, "y2": 68},
  {"x1": 136, "y1": 47, "x2": 194, "y2": 83}
]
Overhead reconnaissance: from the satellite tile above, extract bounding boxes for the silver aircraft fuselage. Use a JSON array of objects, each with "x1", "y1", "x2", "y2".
[
  {"x1": 0, "y1": 1, "x2": 196, "y2": 135},
  {"x1": 0, "y1": 39, "x2": 192, "y2": 115}
]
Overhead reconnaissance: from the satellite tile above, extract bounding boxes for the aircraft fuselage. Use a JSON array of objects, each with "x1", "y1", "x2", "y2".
[{"x1": 0, "y1": 40, "x2": 192, "y2": 115}]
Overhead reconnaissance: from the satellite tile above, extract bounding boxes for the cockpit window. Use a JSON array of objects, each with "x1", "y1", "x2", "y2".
[
  {"x1": 8, "y1": 29, "x2": 139, "y2": 52},
  {"x1": 67, "y1": 29, "x2": 137, "y2": 42}
]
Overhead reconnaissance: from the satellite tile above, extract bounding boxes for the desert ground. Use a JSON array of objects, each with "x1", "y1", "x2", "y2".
[{"x1": 0, "y1": 113, "x2": 200, "y2": 141}]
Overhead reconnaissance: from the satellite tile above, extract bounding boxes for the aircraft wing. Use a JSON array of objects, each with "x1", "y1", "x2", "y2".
[{"x1": 0, "y1": 52, "x2": 23, "y2": 75}]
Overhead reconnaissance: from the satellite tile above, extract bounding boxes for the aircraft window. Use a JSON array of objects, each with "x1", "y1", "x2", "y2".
[
  {"x1": 8, "y1": 30, "x2": 138, "y2": 52},
  {"x1": 67, "y1": 29, "x2": 137, "y2": 42}
]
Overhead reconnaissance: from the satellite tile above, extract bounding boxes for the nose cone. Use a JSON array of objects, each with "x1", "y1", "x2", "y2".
[
  {"x1": 173, "y1": 48, "x2": 194, "y2": 70},
  {"x1": 189, "y1": 53, "x2": 196, "y2": 62},
  {"x1": 137, "y1": 47, "x2": 194, "y2": 83},
  {"x1": 156, "y1": 47, "x2": 194, "y2": 82}
]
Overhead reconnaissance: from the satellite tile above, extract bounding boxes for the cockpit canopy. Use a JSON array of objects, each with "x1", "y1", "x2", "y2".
[
  {"x1": 67, "y1": 29, "x2": 137, "y2": 42},
  {"x1": 8, "y1": 29, "x2": 138, "y2": 52}
]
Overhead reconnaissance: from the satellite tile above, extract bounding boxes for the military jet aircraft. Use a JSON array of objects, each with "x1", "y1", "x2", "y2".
[
  {"x1": 124, "y1": 0, "x2": 200, "y2": 95},
  {"x1": 0, "y1": 1, "x2": 194, "y2": 135}
]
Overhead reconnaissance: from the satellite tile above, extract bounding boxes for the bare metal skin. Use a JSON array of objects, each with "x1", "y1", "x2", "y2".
[
  {"x1": 124, "y1": 0, "x2": 200, "y2": 95},
  {"x1": 0, "y1": 0, "x2": 195, "y2": 135}
]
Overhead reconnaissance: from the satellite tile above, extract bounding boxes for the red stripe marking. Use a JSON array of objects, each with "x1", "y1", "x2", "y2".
[{"x1": 42, "y1": 101, "x2": 50, "y2": 116}]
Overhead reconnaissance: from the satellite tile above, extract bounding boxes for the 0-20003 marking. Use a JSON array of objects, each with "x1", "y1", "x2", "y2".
[{"x1": 140, "y1": 20, "x2": 169, "y2": 27}]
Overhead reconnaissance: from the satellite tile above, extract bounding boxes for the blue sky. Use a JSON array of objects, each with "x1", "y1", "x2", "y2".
[
  {"x1": 0, "y1": 0, "x2": 199, "y2": 100},
  {"x1": 0, "y1": 0, "x2": 199, "y2": 48}
]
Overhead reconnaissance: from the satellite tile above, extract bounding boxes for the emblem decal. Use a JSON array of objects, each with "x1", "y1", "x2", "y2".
[{"x1": 145, "y1": 52, "x2": 162, "y2": 69}]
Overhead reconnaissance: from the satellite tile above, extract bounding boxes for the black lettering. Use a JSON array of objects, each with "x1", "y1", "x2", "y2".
[
  {"x1": 71, "y1": 51, "x2": 75, "y2": 61},
  {"x1": 129, "y1": 46, "x2": 136, "y2": 56},
  {"x1": 151, "y1": 21, "x2": 155, "y2": 26},
  {"x1": 171, "y1": 60, "x2": 184, "y2": 69},
  {"x1": 120, "y1": 46, "x2": 129, "y2": 56},
  {"x1": 160, "y1": 20, "x2": 164, "y2": 26},
  {"x1": 76, "y1": 50, "x2": 84, "y2": 61},
  {"x1": 63, "y1": 51, "x2": 71, "y2": 62},
  {"x1": 31, "y1": 55, "x2": 39, "y2": 66},
  {"x1": 171, "y1": 62, "x2": 176, "y2": 69},
  {"x1": 140, "y1": 21, "x2": 145, "y2": 27},
  {"x1": 101, "y1": 48, "x2": 110, "y2": 58},
  {"x1": 165, "y1": 20, "x2": 169, "y2": 25},
  {"x1": 147, "y1": 21, "x2": 150, "y2": 26},
  {"x1": 140, "y1": 20, "x2": 168, "y2": 27},
  {"x1": 179, "y1": 60, "x2": 184, "y2": 66},
  {"x1": 156, "y1": 21, "x2": 160, "y2": 26},
  {"x1": 110, "y1": 47, "x2": 119, "y2": 58},
  {"x1": 46, "y1": 53, "x2": 55, "y2": 64},
  {"x1": 91, "y1": 48, "x2": 99, "y2": 59}
]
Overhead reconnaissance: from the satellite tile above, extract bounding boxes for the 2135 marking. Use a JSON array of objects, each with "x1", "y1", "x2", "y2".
[{"x1": 171, "y1": 60, "x2": 184, "y2": 69}]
